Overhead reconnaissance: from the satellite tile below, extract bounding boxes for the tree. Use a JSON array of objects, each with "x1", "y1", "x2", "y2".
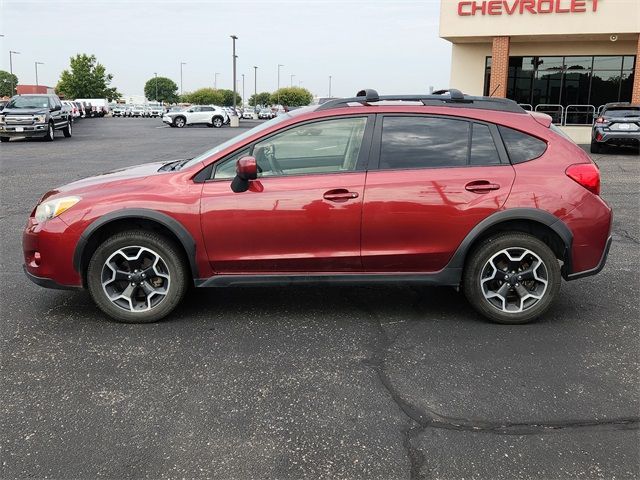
[
  {"x1": 144, "y1": 76, "x2": 179, "y2": 104},
  {"x1": 182, "y1": 88, "x2": 224, "y2": 105},
  {"x1": 0, "y1": 70, "x2": 19, "y2": 97},
  {"x1": 249, "y1": 92, "x2": 272, "y2": 107},
  {"x1": 270, "y1": 87, "x2": 313, "y2": 107},
  {"x1": 218, "y1": 89, "x2": 242, "y2": 107},
  {"x1": 56, "y1": 54, "x2": 121, "y2": 100}
]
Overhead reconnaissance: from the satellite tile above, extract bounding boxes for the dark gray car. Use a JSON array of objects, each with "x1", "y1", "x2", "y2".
[
  {"x1": 591, "y1": 103, "x2": 640, "y2": 153},
  {"x1": 0, "y1": 94, "x2": 72, "y2": 142}
]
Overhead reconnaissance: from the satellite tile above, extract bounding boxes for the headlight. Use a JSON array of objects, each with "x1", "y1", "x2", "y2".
[
  {"x1": 33, "y1": 115, "x2": 47, "y2": 123},
  {"x1": 34, "y1": 196, "x2": 81, "y2": 223}
]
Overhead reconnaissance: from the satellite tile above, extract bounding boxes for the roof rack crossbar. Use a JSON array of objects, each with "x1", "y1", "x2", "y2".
[{"x1": 316, "y1": 89, "x2": 526, "y2": 114}]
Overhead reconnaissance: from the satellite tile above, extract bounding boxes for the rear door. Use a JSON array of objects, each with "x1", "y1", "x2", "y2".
[{"x1": 361, "y1": 115, "x2": 516, "y2": 272}]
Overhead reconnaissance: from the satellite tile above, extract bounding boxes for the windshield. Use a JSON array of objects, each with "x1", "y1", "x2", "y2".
[
  {"x1": 7, "y1": 96, "x2": 50, "y2": 109},
  {"x1": 180, "y1": 106, "x2": 318, "y2": 170},
  {"x1": 604, "y1": 108, "x2": 639, "y2": 117}
]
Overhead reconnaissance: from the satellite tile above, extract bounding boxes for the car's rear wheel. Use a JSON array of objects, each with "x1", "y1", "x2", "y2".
[
  {"x1": 87, "y1": 230, "x2": 188, "y2": 323},
  {"x1": 590, "y1": 141, "x2": 601, "y2": 154},
  {"x1": 463, "y1": 232, "x2": 561, "y2": 324},
  {"x1": 212, "y1": 116, "x2": 223, "y2": 128},
  {"x1": 0, "y1": 137, "x2": 9, "y2": 142},
  {"x1": 173, "y1": 116, "x2": 186, "y2": 128},
  {"x1": 62, "y1": 120, "x2": 72, "y2": 138},
  {"x1": 44, "y1": 122, "x2": 55, "y2": 141}
]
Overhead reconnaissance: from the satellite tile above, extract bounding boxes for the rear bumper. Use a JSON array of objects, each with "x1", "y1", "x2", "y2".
[
  {"x1": 593, "y1": 128, "x2": 640, "y2": 144},
  {"x1": 565, "y1": 235, "x2": 612, "y2": 281}
]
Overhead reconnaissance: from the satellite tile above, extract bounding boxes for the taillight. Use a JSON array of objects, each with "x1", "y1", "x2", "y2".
[
  {"x1": 595, "y1": 117, "x2": 606, "y2": 124},
  {"x1": 566, "y1": 163, "x2": 600, "y2": 196}
]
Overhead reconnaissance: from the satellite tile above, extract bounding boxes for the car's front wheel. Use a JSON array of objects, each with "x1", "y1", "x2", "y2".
[
  {"x1": 87, "y1": 230, "x2": 189, "y2": 323},
  {"x1": 62, "y1": 120, "x2": 72, "y2": 138},
  {"x1": 44, "y1": 122, "x2": 55, "y2": 141},
  {"x1": 463, "y1": 232, "x2": 561, "y2": 324},
  {"x1": 173, "y1": 116, "x2": 186, "y2": 128}
]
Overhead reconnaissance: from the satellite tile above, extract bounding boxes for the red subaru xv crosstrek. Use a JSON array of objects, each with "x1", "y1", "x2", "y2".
[{"x1": 23, "y1": 89, "x2": 612, "y2": 324}]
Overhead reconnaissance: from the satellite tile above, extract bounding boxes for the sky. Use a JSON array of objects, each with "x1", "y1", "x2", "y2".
[{"x1": 0, "y1": 0, "x2": 452, "y2": 100}]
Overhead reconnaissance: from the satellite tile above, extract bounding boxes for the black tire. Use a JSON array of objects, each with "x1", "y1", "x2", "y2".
[
  {"x1": 590, "y1": 141, "x2": 601, "y2": 154},
  {"x1": 0, "y1": 137, "x2": 9, "y2": 143},
  {"x1": 86, "y1": 230, "x2": 189, "y2": 323},
  {"x1": 62, "y1": 120, "x2": 72, "y2": 138},
  {"x1": 463, "y1": 232, "x2": 561, "y2": 324},
  {"x1": 173, "y1": 116, "x2": 186, "y2": 128},
  {"x1": 44, "y1": 122, "x2": 55, "y2": 141},
  {"x1": 212, "y1": 116, "x2": 224, "y2": 128}
]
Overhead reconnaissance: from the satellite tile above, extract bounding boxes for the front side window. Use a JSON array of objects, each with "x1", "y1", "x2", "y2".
[
  {"x1": 379, "y1": 117, "x2": 470, "y2": 169},
  {"x1": 251, "y1": 117, "x2": 368, "y2": 177}
]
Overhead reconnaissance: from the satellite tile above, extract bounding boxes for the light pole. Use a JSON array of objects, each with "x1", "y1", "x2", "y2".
[
  {"x1": 154, "y1": 72, "x2": 158, "y2": 101},
  {"x1": 329, "y1": 75, "x2": 332, "y2": 97},
  {"x1": 241, "y1": 73, "x2": 245, "y2": 107},
  {"x1": 230, "y1": 35, "x2": 238, "y2": 126},
  {"x1": 214, "y1": 72, "x2": 220, "y2": 89},
  {"x1": 290, "y1": 74, "x2": 295, "y2": 87},
  {"x1": 9, "y1": 51, "x2": 20, "y2": 96},
  {"x1": 253, "y1": 66, "x2": 258, "y2": 109},
  {"x1": 35, "y1": 61, "x2": 44, "y2": 87},
  {"x1": 277, "y1": 64, "x2": 284, "y2": 106},
  {"x1": 180, "y1": 62, "x2": 186, "y2": 95}
]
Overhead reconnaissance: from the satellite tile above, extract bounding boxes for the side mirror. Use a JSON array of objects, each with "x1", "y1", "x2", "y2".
[
  {"x1": 231, "y1": 156, "x2": 258, "y2": 193},
  {"x1": 51, "y1": 105, "x2": 62, "y2": 111}
]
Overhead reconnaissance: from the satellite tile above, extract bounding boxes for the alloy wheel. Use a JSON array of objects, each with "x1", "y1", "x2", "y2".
[
  {"x1": 480, "y1": 247, "x2": 548, "y2": 313},
  {"x1": 101, "y1": 246, "x2": 170, "y2": 312}
]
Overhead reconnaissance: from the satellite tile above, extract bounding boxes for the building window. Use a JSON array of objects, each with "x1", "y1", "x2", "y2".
[{"x1": 483, "y1": 55, "x2": 636, "y2": 123}]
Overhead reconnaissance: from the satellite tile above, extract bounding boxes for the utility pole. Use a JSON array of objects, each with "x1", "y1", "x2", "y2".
[
  {"x1": 290, "y1": 74, "x2": 295, "y2": 87},
  {"x1": 154, "y1": 72, "x2": 158, "y2": 101},
  {"x1": 180, "y1": 62, "x2": 186, "y2": 95},
  {"x1": 329, "y1": 75, "x2": 332, "y2": 97},
  {"x1": 9, "y1": 51, "x2": 20, "y2": 95},
  {"x1": 35, "y1": 61, "x2": 44, "y2": 87},
  {"x1": 277, "y1": 64, "x2": 284, "y2": 106},
  {"x1": 241, "y1": 73, "x2": 245, "y2": 107},
  {"x1": 214, "y1": 72, "x2": 219, "y2": 89},
  {"x1": 253, "y1": 66, "x2": 258, "y2": 109},
  {"x1": 231, "y1": 35, "x2": 239, "y2": 127}
]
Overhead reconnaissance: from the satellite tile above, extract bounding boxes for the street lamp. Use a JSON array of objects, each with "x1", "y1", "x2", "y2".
[
  {"x1": 253, "y1": 66, "x2": 258, "y2": 109},
  {"x1": 154, "y1": 72, "x2": 158, "y2": 102},
  {"x1": 9, "y1": 51, "x2": 20, "y2": 95},
  {"x1": 241, "y1": 73, "x2": 245, "y2": 107},
  {"x1": 277, "y1": 64, "x2": 284, "y2": 106},
  {"x1": 329, "y1": 75, "x2": 332, "y2": 97},
  {"x1": 180, "y1": 62, "x2": 186, "y2": 95},
  {"x1": 35, "y1": 61, "x2": 44, "y2": 87},
  {"x1": 230, "y1": 35, "x2": 238, "y2": 126},
  {"x1": 290, "y1": 74, "x2": 295, "y2": 87},
  {"x1": 214, "y1": 72, "x2": 220, "y2": 89}
]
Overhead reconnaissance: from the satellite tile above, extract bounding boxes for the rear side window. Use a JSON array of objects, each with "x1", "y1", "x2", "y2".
[
  {"x1": 498, "y1": 126, "x2": 547, "y2": 164},
  {"x1": 470, "y1": 123, "x2": 501, "y2": 165},
  {"x1": 380, "y1": 117, "x2": 469, "y2": 169}
]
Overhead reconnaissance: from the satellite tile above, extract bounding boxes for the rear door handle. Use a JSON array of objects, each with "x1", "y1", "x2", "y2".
[
  {"x1": 323, "y1": 189, "x2": 359, "y2": 202},
  {"x1": 465, "y1": 181, "x2": 500, "y2": 193}
]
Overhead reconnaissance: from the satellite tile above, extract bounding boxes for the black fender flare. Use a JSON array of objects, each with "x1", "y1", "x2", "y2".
[
  {"x1": 446, "y1": 208, "x2": 573, "y2": 272},
  {"x1": 73, "y1": 208, "x2": 198, "y2": 278}
]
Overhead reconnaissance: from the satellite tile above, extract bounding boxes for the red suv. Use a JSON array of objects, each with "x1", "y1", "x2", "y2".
[{"x1": 23, "y1": 89, "x2": 612, "y2": 324}]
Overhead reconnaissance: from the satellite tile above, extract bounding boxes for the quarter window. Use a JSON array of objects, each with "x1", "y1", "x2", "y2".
[
  {"x1": 498, "y1": 126, "x2": 547, "y2": 164},
  {"x1": 379, "y1": 117, "x2": 469, "y2": 169}
]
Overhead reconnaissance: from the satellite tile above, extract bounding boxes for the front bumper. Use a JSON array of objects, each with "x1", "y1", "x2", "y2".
[
  {"x1": 23, "y1": 265, "x2": 80, "y2": 290},
  {"x1": 0, "y1": 123, "x2": 48, "y2": 137},
  {"x1": 162, "y1": 115, "x2": 174, "y2": 124}
]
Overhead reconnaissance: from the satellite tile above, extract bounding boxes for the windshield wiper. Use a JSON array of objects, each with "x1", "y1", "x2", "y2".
[{"x1": 159, "y1": 158, "x2": 193, "y2": 172}]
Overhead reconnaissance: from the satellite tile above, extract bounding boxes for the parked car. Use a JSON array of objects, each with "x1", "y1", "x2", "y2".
[
  {"x1": 112, "y1": 105, "x2": 126, "y2": 117},
  {"x1": 61, "y1": 100, "x2": 77, "y2": 119},
  {"x1": 242, "y1": 108, "x2": 255, "y2": 119},
  {"x1": 591, "y1": 103, "x2": 640, "y2": 153},
  {"x1": 73, "y1": 101, "x2": 85, "y2": 118},
  {"x1": 148, "y1": 104, "x2": 164, "y2": 117},
  {"x1": 0, "y1": 94, "x2": 72, "y2": 142},
  {"x1": 258, "y1": 108, "x2": 273, "y2": 119},
  {"x1": 76, "y1": 98, "x2": 109, "y2": 117},
  {"x1": 162, "y1": 105, "x2": 227, "y2": 128},
  {"x1": 23, "y1": 88, "x2": 612, "y2": 325},
  {"x1": 129, "y1": 105, "x2": 146, "y2": 117}
]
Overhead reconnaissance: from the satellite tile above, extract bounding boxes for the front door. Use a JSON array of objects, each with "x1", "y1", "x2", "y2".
[
  {"x1": 200, "y1": 115, "x2": 372, "y2": 273},
  {"x1": 362, "y1": 115, "x2": 516, "y2": 272}
]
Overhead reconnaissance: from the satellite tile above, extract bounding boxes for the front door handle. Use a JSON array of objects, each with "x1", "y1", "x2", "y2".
[
  {"x1": 323, "y1": 189, "x2": 359, "y2": 202},
  {"x1": 465, "y1": 180, "x2": 500, "y2": 193}
]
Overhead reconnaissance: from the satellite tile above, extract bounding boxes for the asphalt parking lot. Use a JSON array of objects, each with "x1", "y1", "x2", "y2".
[{"x1": 1, "y1": 117, "x2": 638, "y2": 479}]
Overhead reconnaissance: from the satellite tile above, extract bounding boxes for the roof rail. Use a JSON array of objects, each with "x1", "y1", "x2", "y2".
[{"x1": 316, "y1": 88, "x2": 526, "y2": 114}]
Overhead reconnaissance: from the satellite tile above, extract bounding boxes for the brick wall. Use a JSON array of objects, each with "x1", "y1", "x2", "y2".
[
  {"x1": 632, "y1": 34, "x2": 640, "y2": 104},
  {"x1": 489, "y1": 36, "x2": 510, "y2": 98}
]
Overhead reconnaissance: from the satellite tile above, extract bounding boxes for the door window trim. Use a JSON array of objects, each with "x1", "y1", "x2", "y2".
[
  {"x1": 196, "y1": 114, "x2": 376, "y2": 183},
  {"x1": 369, "y1": 113, "x2": 511, "y2": 172}
]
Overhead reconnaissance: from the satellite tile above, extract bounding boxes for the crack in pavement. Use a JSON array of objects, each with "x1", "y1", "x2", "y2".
[
  {"x1": 614, "y1": 228, "x2": 640, "y2": 245},
  {"x1": 348, "y1": 289, "x2": 640, "y2": 480}
]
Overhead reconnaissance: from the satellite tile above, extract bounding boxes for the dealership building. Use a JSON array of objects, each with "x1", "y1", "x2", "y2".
[{"x1": 439, "y1": 0, "x2": 639, "y2": 141}]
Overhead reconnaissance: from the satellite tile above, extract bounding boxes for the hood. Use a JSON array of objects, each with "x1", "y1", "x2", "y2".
[
  {"x1": 2, "y1": 107, "x2": 49, "y2": 116},
  {"x1": 53, "y1": 160, "x2": 175, "y2": 195}
]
